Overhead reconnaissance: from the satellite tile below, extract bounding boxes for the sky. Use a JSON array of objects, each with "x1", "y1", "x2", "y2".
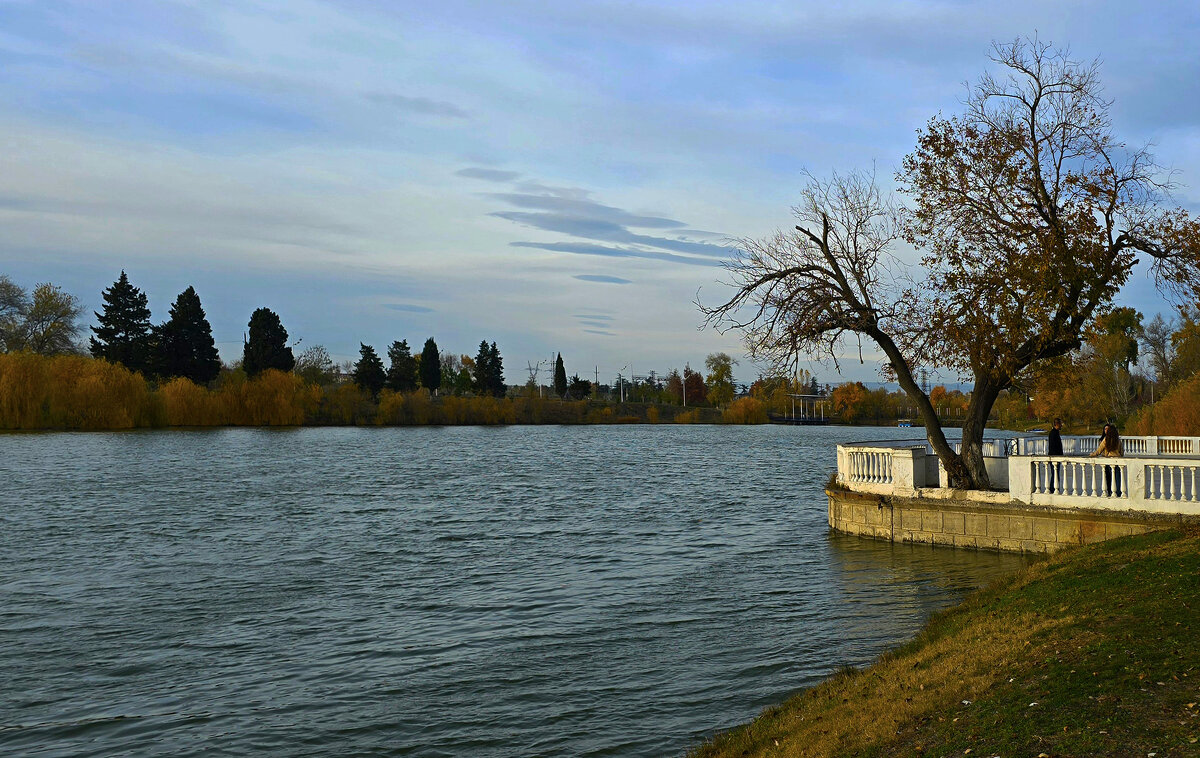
[{"x1": 2, "y1": 1, "x2": 1199, "y2": 387}]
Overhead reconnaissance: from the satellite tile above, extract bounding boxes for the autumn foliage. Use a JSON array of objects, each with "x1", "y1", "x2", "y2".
[
  {"x1": 1126, "y1": 374, "x2": 1200, "y2": 436},
  {"x1": 0, "y1": 353, "x2": 725, "y2": 430},
  {"x1": 0, "y1": 354, "x2": 317, "y2": 429},
  {"x1": 0, "y1": 352, "x2": 156, "y2": 429},
  {"x1": 722, "y1": 397, "x2": 768, "y2": 424}
]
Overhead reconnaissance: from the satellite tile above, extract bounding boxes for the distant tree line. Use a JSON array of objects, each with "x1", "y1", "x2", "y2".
[{"x1": 2, "y1": 272, "x2": 761, "y2": 414}]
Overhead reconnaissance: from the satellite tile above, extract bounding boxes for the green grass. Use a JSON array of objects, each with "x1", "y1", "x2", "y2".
[{"x1": 690, "y1": 528, "x2": 1200, "y2": 758}]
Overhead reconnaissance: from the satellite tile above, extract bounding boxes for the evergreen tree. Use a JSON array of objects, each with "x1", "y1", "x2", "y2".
[
  {"x1": 472, "y1": 340, "x2": 491, "y2": 395},
  {"x1": 487, "y1": 341, "x2": 505, "y2": 397},
  {"x1": 353, "y1": 343, "x2": 387, "y2": 397},
  {"x1": 90, "y1": 271, "x2": 152, "y2": 373},
  {"x1": 243, "y1": 307, "x2": 294, "y2": 377},
  {"x1": 386, "y1": 339, "x2": 418, "y2": 392},
  {"x1": 553, "y1": 352, "x2": 567, "y2": 398},
  {"x1": 157, "y1": 286, "x2": 221, "y2": 384},
  {"x1": 419, "y1": 337, "x2": 441, "y2": 395},
  {"x1": 568, "y1": 374, "x2": 591, "y2": 399}
]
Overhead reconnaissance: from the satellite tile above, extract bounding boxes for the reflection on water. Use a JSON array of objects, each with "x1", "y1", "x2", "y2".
[
  {"x1": 0, "y1": 425, "x2": 1032, "y2": 757},
  {"x1": 824, "y1": 534, "x2": 1026, "y2": 664}
]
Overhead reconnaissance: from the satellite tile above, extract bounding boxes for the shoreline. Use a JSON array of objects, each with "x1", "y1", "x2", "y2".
[{"x1": 688, "y1": 527, "x2": 1200, "y2": 757}]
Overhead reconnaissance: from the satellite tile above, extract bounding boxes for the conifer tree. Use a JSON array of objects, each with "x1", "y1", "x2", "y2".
[
  {"x1": 487, "y1": 341, "x2": 505, "y2": 397},
  {"x1": 419, "y1": 337, "x2": 441, "y2": 395},
  {"x1": 157, "y1": 286, "x2": 221, "y2": 384},
  {"x1": 553, "y1": 352, "x2": 567, "y2": 398},
  {"x1": 568, "y1": 374, "x2": 590, "y2": 399},
  {"x1": 386, "y1": 339, "x2": 418, "y2": 392},
  {"x1": 90, "y1": 271, "x2": 152, "y2": 373},
  {"x1": 243, "y1": 307, "x2": 294, "y2": 377},
  {"x1": 353, "y1": 343, "x2": 386, "y2": 398},
  {"x1": 472, "y1": 340, "x2": 491, "y2": 396}
]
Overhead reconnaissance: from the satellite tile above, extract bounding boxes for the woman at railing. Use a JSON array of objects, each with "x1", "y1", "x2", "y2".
[{"x1": 1089, "y1": 424, "x2": 1124, "y2": 496}]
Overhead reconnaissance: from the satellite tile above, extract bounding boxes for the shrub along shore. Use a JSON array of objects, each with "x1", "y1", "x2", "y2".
[
  {"x1": 0, "y1": 352, "x2": 758, "y2": 430},
  {"x1": 689, "y1": 528, "x2": 1200, "y2": 757}
]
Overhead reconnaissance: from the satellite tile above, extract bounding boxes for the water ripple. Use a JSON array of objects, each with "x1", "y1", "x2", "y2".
[{"x1": 0, "y1": 425, "x2": 1030, "y2": 756}]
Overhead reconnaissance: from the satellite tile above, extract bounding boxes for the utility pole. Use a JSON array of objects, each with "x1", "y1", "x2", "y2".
[{"x1": 526, "y1": 360, "x2": 543, "y2": 398}]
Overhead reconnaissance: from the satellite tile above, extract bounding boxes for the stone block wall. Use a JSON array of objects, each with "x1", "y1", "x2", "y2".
[{"x1": 827, "y1": 488, "x2": 1183, "y2": 553}]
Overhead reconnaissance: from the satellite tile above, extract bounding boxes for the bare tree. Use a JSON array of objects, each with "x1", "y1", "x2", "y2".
[
  {"x1": 1141, "y1": 312, "x2": 1176, "y2": 390},
  {"x1": 704, "y1": 38, "x2": 1200, "y2": 489},
  {"x1": 701, "y1": 169, "x2": 960, "y2": 474}
]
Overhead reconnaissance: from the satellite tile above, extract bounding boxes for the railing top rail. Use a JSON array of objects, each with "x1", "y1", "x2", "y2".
[
  {"x1": 1021, "y1": 453, "x2": 1200, "y2": 461},
  {"x1": 1015, "y1": 433, "x2": 1198, "y2": 441},
  {"x1": 840, "y1": 439, "x2": 930, "y2": 449}
]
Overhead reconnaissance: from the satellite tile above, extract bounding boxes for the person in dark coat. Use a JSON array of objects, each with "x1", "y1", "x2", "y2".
[{"x1": 1047, "y1": 417, "x2": 1064, "y2": 492}]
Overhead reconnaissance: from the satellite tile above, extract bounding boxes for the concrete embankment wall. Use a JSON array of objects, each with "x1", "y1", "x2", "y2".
[{"x1": 827, "y1": 487, "x2": 1196, "y2": 553}]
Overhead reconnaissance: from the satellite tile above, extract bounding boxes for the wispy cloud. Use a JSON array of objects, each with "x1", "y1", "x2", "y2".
[
  {"x1": 365, "y1": 93, "x2": 470, "y2": 119},
  {"x1": 583, "y1": 328, "x2": 616, "y2": 336},
  {"x1": 573, "y1": 274, "x2": 632, "y2": 284},
  {"x1": 488, "y1": 193, "x2": 683, "y2": 229},
  {"x1": 493, "y1": 211, "x2": 735, "y2": 259},
  {"x1": 383, "y1": 303, "x2": 434, "y2": 313},
  {"x1": 457, "y1": 167, "x2": 522, "y2": 182},
  {"x1": 513, "y1": 181, "x2": 592, "y2": 200},
  {"x1": 511, "y1": 241, "x2": 721, "y2": 267}
]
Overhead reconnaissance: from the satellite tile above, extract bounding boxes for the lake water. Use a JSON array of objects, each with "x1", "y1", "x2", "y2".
[{"x1": 0, "y1": 425, "x2": 1031, "y2": 757}]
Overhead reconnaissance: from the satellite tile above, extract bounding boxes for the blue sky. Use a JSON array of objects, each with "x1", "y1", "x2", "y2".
[{"x1": 2, "y1": 1, "x2": 1198, "y2": 385}]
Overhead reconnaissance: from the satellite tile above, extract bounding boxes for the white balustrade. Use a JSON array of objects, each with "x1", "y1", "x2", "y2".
[
  {"x1": 836, "y1": 444, "x2": 929, "y2": 494},
  {"x1": 847, "y1": 449, "x2": 894, "y2": 485},
  {"x1": 1009, "y1": 455, "x2": 1200, "y2": 514},
  {"x1": 1012, "y1": 435, "x2": 1200, "y2": 458},
  {"x1": 1027, "y1": 459, "x2": 1128, "y2": 500},
  {"x1": 1145, "y1": 462, "x2": 1200, "y2": 502},
  {"x1": 837, "y1": 439, "x2": 1200, "y2": 517},
  {"x1": 1157, "y1": 437, "x2": 1198, "y2": 455}
]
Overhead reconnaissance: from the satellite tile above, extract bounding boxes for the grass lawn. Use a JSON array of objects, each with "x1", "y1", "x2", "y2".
[{"x1": 690, "y1": 527, "x2": 1200, "y2": 758}]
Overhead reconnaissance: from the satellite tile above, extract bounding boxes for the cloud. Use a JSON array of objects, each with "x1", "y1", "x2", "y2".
[
  {"x1": 511, "y1": 241, "x2": 721, "y2": 267},
  {"x1": 513, "y1": 181, "x2": 593, "y2": 200},
  {"x1": 456, "y1": 167, "x2": 522, "y2": 182},
  {"x1": 383, "y1": 303, "x2": 434, "y2": 313},
  {"x1": 494, "y1": 211, "x2": 623, "y2": 237},
  {"x1": 493, "y1": 211, "x2": 735, "y2": 259},
  {"x1": 573, "y1": 274, "x2": 631, "y2": 284},
  {"x1": 583, "y1": 328, "x2": 616, "y2": 336},
  {"x1": 365, "y1": 93, "x2": 470, "y2": 119},
  {"x1": 571, "y1": 313, "x2": 614, "y2": 321},
  {"x1": 489, "y1": 192, "x2": 683, "y2": 229}
]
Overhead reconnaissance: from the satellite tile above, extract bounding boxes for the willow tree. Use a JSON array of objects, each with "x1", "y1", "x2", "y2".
[{"x1": 703, "y1": 39, "x2": 1200, "y2": 489}]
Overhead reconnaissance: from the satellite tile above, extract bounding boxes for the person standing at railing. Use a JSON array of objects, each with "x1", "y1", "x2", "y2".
[
  {"x1": 1048, "y1": 417, "x2": 1064, "y2": 492},
  {"x1": 1089, "y1": 424, "x2": 1124, "y2": 496}
]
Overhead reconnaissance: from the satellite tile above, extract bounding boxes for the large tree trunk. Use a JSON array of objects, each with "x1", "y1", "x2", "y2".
[
  {"x1": 958, "y1": 380, "x2": 1002, "y2": 490},
  {"x1": 868, "y1": 326, "x2": 976, "y2": 489}
]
